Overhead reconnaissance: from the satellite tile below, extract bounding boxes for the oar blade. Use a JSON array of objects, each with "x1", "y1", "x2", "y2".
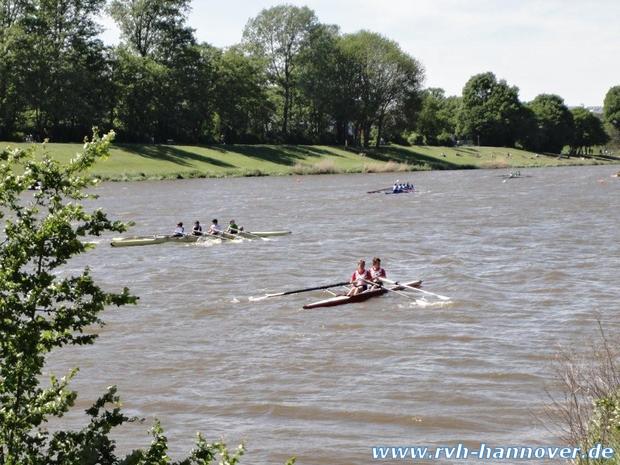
[{"x1": 379, "y1": 277, "x2": 450, "y2": 301}]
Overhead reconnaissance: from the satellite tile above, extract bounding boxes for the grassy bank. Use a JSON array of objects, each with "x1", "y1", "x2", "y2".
[{"x1": 3, "y1": 141, "x2": 619, "y2": 181}]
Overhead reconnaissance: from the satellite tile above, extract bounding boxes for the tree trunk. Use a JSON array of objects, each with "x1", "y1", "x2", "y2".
[
  {"x1": 375, "y1": 114, "x2": 384, "y2": 148},
  {"x1": 363, "y1": 122, "x2": 371, "y2": 148}
]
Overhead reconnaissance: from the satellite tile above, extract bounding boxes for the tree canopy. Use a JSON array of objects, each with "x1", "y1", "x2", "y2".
[
  {"x1": 527, "y1": 94, "x2": 574, "y2": 153},
  {"x1": 603, "y1": 86, "x2": 620, "y2": 131},
  {"x1": 0, "y1": 2, "x2": 613, "y2": 151}
]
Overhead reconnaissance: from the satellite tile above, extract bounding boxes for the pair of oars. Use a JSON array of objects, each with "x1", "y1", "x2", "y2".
[
  {"x1": 378, "y1": 277, "x2": 450, "y2": 301},
  {"x1": 249, "y1": 277, "x2": 450, "y2": 302}
]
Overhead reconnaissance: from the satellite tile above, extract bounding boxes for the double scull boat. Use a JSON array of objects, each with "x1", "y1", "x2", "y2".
[{"x1": 303, "y1": 280, "x2": 422, "y2": 309}]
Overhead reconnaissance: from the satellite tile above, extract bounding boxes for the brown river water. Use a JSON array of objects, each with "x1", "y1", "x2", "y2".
[{"x1": 48, "y1": 165, "x2": 619, "y2": 464}]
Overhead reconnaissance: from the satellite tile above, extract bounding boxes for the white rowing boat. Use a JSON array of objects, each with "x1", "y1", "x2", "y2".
[{"x1": 110, "y1": 230, "x2": 292, "y2": 247}]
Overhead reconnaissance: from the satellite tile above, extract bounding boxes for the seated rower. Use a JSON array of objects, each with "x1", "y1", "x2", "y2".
[
  {"x1": 347, "y1": 259, "x2": 372, "y2": 296},
  {"x1": 172, "y1": 222, "x2": 185, "y2": 237},
  {"x1": 192, "y1": 220, "x2": 203, "y2": 236},
  {"x1": 208, "y1": 218, "x2": 222, "y2": 235},
  {"x1": 369, "y1": 257, "x2": 386, "y2": 288},
  {"x1": 227, "y1": 219, "x2": 242, "y2": 234},
  {"x1": 392, "y1": 180, "x2": 401, "y2": 193}
]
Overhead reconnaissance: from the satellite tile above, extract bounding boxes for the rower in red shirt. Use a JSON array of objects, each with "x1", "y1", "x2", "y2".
[
  {"x1": 369, "y1": 257, "x2": 386, "y2": 288},
  {"x1": 347, "y1": 259, "x2": 372, "y2": 296}
]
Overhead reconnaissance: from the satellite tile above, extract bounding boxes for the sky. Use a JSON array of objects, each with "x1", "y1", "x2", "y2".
[{"x1": 98, "y1": 0, "x2": 620, "y2": 107}]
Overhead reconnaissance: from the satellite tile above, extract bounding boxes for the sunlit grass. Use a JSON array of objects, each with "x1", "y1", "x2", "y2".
[{"x1": 2, "y1": 141, "x2": 618, "y2": 181}]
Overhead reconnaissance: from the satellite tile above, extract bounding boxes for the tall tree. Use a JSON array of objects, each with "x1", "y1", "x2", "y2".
[
  {"x1": 603, "y1": 86, "x2": 620, "y2": 131},
  {"x1": 457, "y1": 72, "x2": 525, "y2": 147},
  {"x1": 340, "y1": 30, "x2": 424, "y2": 147},
  {"x1": 528, "y1": 94, "x2": 574, "y2": 153},
  {"x1": 0, "y1": 0, "x2": 111, "y2": 140},
  {"x1": 242, "y1": 4, "x2": 318, "y2": 140},
  {"x1": 214, "y1": 46, "x2": 274, "y2": 143},
  {"x1": 570, "y1": 107, "x2": 609, "y2": 154},
  {"x1": 0, "y1": 2, "x2": 28, "y2": 139},
  {"x1": 416, "y1": 88, "x2": 459, "y2": 145},
  {"x1": 110, "y1": 0, "x2": 217, "y2": 143},
  {"x1": 296, "y1": 24, "x2": 346, "y2": 143},
  {"x1": 108, "y1": 0, "x2": 192, "y2": 58}
]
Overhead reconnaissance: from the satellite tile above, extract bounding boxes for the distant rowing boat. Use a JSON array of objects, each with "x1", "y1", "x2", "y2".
[
  {"x1": 303, "y1": 280, "x2": 422, "y2": 309},
  {"x1": 385, "y1": 188, "x2": 415, "y2": 195},
  {"x1": 110, "y1": 230, "x2": 291, "y2": 247}
]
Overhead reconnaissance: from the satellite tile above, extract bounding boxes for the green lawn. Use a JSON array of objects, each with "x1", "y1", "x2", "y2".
[{"x1": 2, "y1": 141, "x2": 618, "y2": 181}]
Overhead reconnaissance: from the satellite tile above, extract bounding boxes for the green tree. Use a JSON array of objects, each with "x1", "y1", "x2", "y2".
[
  {"x1": 339, "y1": 30, "x2": 424, "y2": 147},
  {"x1": 108, "y1": 0, "x2": 192, "y2": 59},
  {"x1": 570, "y1": 107, "x2": 609, "y2": 155},
  {"x1": 0, "y1": 0, "x2": 113, "y2": 141},
  {"x1": 457, "y1": 72, "x2": 525, "y2": 147},
  {"x1": 0, "y1": 131, "x2": 283, "y2": 463},
  {"x1": 242, "y1": 4, "x2": 319, "y2": 140},
  {"x1": 528, "y1": 94, "x2": 574, "y2": 153},
  {"x1": 296, "y1": 24, "x2": 346, "y2": 143},
  {"x1": 214, "y1": 46, "x2": 275, "y2": 143},
  {"x1": 603, "y1": 86, "x2": 620, "y2": 131},
  {"x1": 416, "y1": 89, "x2": 459, "y2": 145},
  {"x1": 0, "y1": 0, "x2": 31, "y2": 139},
  {"x1": 112, "y1": 48, "x2": 166, "y2": 142},
  {"x1": 0, "y1": 131, "x2": 135, "y2": 461},
  {"x1": 110, "y1": 0, "x2": 217, "y2": 143}
]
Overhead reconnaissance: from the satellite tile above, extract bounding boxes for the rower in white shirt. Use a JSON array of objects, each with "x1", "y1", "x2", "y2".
[
  {"x1": 208, "y1": 218, "x2": 222, "y2": 235},
  {"x1": 172, "y1": 222, "x2": 185, "y2": 237}
]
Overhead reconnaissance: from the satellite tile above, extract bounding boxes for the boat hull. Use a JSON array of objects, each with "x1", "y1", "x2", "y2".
[
  {"x1": 242, "y1": 230, "x2": 292, "y2": 237},
  {"x1": 110, "y1": 230, "x2": 291, "y2": 247},
  {"x1": 303, "y1": 280, "x2": 422, "y2": 309},
  {"x1": 385, "y1": 189, "x2": 414, "y2": 195},
  {"x1": 110, "y1": 235, "x2": 200, "y2": 247}
]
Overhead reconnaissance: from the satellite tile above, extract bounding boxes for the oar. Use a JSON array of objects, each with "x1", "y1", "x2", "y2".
[
  {"x1": 367, "y1": 187, "x2": 393, "y2": 194},
  {"x1": 235, "y1": 230, "x2": 266, "y2": 240},
  {"x1": 379, "y1": 277, "x2": 450, "y2": 301},
  {"x1": 361, "y1": 278, "x2": 416, "y2": 300},
  {"x1": 206, "y1": 231, "x2": 237, "y2": 241},
  {"x1": 249, "y1": 281, "x2": 350, "y2": 302}
]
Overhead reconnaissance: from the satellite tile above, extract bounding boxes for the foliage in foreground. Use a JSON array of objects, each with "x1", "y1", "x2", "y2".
[
  {"x1": 547, "y1": 321, "x2": 620, "y2": 464},
  {"x1": 0, "y1": 132, "x2": 292, "y2": 464}
]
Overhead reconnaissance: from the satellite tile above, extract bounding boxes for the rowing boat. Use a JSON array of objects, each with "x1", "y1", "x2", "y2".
[
  {"x1": 303, "y1": 280, "x2": 422, "y2": 309},
  {"x1": 238, "y1": 230, "x2": 291, "y2": 237},
  {"x1": 110, "y1": 230, "x2": 292, "y2": 247},
  {"x1": 110, "y1": 235, "x2": 201, "y2": 247},
  {"x1": 385, "y1": 188, "x2": 414, "y2": 195}
]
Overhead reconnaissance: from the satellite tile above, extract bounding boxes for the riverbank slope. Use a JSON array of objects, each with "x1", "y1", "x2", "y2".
[{"x1": 3, "y1": 142, "x2": 618, "y2": 181}]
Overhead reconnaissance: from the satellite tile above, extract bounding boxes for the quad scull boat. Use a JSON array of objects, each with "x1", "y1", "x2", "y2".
[{"x1": 110, "y1": 230, "x2": 291, "y2": 247}]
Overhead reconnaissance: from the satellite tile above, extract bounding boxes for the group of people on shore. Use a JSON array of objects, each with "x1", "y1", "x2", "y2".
[
  {"x1": 172, "y1": 219, "x2": 243, "y2": 237},
  {"x1": 347, "y1": 257, "x2": 386, "y2": 296}
]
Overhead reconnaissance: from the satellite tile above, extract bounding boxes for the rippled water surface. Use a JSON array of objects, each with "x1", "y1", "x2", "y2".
[{"x1": 50, "y1": 166, "x2": 620, "y2": 464}]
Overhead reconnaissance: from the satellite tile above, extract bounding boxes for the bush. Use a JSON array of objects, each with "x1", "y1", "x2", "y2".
[
  {"x1": 0, "y1": 132, "x2": 294, "y2": 464},
  {"x1": 406, "y1": 132, "x2": 425, "y2": 146},
  {"x1": 546, "y1": 320, "x2": 620, "y2": 464},
  {"x1": 436, "y1": 132, "x2": 455, "y2": 147}
]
